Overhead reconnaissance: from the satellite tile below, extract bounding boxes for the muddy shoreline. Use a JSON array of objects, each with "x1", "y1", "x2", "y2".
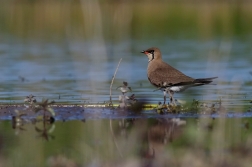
[{"x1": 1, "y1": 104, "x2": 252, "y2": 121}]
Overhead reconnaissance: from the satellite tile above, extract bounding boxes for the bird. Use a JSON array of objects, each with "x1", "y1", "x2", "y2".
[{"x1": 141, "y1": 47, "x2": 217, "y2": 105}]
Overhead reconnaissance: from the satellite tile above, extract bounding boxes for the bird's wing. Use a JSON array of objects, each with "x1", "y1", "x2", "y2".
[{"x1": 148, "y1": 65, "x2": 194, "y2": 87}]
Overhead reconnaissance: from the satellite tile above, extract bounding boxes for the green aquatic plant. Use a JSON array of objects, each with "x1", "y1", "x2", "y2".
[
  {"x1": 167, "y1": 104, "x2": 182, "y2": 113},
  {"x1": 155, "y1": 98, "x2": 221, "y2": 114},
  {"x1": 117, "y1": 81, "x2": 134, "y2": 109},
  {"x1": 156, "y1": 102, "x2": 165, "y2": 114},
  {"x1": 116, "y1": 81, "x2": 132, "y2": 95},
  {"x1": 156, "y1": 102, "x2": 182, "y2": 114},
  {"x1": 190, "y1": 99, "x2": 200, "y2": 112},
  {"x1": 33, "y1": 99, "x2": 55, "y2": 121},
  {"x1": 24, "y1": 94, "x2": 37, "y2": 104}
]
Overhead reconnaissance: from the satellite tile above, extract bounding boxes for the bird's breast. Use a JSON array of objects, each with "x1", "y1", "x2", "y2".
[{"x1": 167, "y1": 86, "x2": 186, "y2": 92}]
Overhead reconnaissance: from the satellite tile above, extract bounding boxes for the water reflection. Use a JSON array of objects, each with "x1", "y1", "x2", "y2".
[
  {"x1": 12, "y1": 112, "x2": 55, "y2": 140},
  {"x1": 12, "y1": 115, "x2": 26, "y2": 133},
  {"x1": 2, "y1": 117, "x2": 252, "y2": 166},
  {"x1": 144, "y1": 118, "x2": 186, "y2": 161},
  {"x1": 10, "y1": 117, "x2": 187, "y2": 163},
  {"x1": 34, "y1": 121, "x2": 55, "y2": 141}
]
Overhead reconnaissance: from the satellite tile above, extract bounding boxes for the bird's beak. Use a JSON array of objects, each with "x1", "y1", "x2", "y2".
[{"x1": 141, "y1": 50, "x2": 146, "y2": 54}]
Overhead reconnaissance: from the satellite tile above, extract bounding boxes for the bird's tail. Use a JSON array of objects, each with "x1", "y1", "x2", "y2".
[{"x1": 194, "y1": 77, "x2": 218, "y2": 84}]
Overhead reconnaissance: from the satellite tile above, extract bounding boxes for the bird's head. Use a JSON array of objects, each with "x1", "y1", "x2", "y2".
[{"x1": 141, "y1": 47, "x2": 161, "y2": 62}]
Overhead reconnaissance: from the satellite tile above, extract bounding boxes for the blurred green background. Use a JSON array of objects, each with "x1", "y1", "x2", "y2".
[{"x1": 1, "y1": 0, "x2": 251, "y2": 40}]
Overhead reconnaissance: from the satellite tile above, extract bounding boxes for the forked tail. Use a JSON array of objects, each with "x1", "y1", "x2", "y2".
[{"x1": 194, "y1": 77, "x2": 218, "y2": 84}]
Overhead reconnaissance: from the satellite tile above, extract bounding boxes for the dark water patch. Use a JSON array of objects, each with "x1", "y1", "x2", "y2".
[{"x1": 1, "y1": 104, "x2": 252, "y2": 121}]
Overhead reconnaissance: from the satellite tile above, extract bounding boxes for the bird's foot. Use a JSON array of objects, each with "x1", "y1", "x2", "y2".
[{"x1": 156, "y1": 102, "x2": 166, "y2": 114}]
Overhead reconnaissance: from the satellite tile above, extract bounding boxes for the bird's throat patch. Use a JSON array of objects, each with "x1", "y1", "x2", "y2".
[{"x1": 148, "y1": 53, "x2": 155, "y2": 62}]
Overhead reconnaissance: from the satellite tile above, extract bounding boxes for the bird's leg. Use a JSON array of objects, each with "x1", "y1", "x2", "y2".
[
  {"x1": 168, "y1": 90, "x2": 176, "y2": 106},
  {"x1": 163, "y1": 90, "x2": 167, "y2": 105},
  {"x1": 122, "y1": 92, "x2": 126, "y2": 108}
]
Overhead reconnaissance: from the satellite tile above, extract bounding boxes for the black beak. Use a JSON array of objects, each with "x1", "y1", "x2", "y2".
[{"x1": 141, "y1": 50, "x2": 145, "y2": 53}]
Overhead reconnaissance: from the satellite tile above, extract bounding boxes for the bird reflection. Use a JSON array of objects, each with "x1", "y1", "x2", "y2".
[
  {"x1": 112, "y1": 118, "x2": 186, "y2": 164},
  {"x1": 143, "y1": 118, "x2": 186, "y2": 161}
]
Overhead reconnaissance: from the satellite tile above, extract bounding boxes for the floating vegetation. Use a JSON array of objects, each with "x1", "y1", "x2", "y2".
[
  {"x1": 116, "y1": 81, "x2": 132, "y2": 95},
  {"x1": 33, "y1": 99, "x2": 56, "y2": 120},
  {"x1": 18, "y1": 95, "x2": 56, "y2": 122},
  {"x1": 0, "y1": 92, "x2": 250, "y2": 122},
  {"x1": 24, "y1": 94, "x2": 37, "y2": 104},
  {"x1": 117, "y1": 81, "x2": 134, "y2": 108},
  {"x1": 153, "y1": 97, "x2": 230, "y2": 115}
]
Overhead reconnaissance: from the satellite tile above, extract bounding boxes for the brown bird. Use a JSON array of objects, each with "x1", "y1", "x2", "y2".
[{"x1": 141, "y1": 47, "x2": 217, "y2": 105}]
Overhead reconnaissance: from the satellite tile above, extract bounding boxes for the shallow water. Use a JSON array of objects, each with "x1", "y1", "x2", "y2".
[
  {"x1": 0, "y1": 37, "x2": 251, "y2": 112},
  {"x1": 0, "y1": 2, "x2": 251, "y2": 110},
  {"x1": 1, "y1": 2, "x2": 252, "y2": 166}
]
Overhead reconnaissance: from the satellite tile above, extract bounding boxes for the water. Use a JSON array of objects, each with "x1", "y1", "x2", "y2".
[
  {"x1": 0, "y1": 2, "x2": 252, "y2": 108},
  {"x1": 0, "y1": 37, "x2": 251, "y2": 111},
  {"x1": 1, "y1": 1, "x2": 252, "y2": 166},
  {"x1": 1, "y1": 117, "x2": 252, "y2": 166}
]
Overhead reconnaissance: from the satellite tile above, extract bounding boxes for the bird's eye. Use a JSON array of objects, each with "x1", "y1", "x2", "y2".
[{"x1": 147, "y1": 50, "x2": 154, "y2": 54}]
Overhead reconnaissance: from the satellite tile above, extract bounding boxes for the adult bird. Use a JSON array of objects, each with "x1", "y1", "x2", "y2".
[{"x1": 141, "y1": 47, "x2": 217, "y2": 105}]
